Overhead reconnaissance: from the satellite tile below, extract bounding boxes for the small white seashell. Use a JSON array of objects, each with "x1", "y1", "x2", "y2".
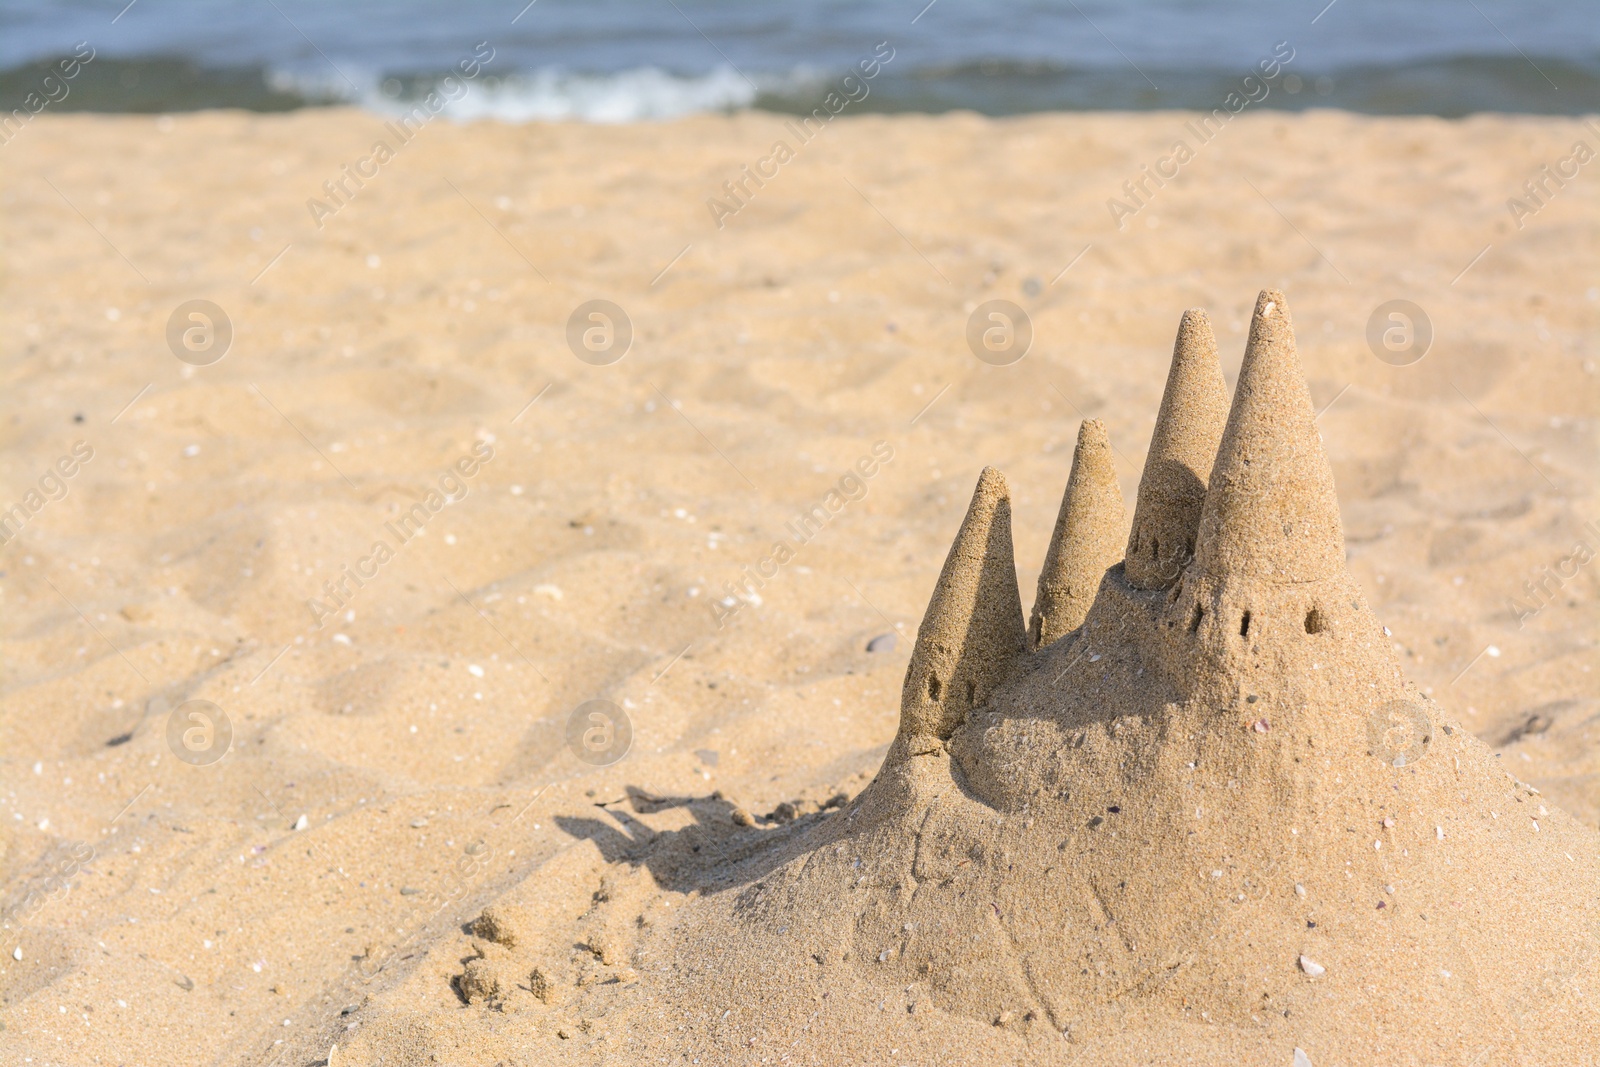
[
  {"x1": 292, "y1": 814, "x2": 309, "y2": 831},
  {"x1": 1294, "y1": 1048, "x2": 1313, "y2": 1067},
  {"x1": 1298, "y1": 955, "x2": 1325, "y2": 978}
]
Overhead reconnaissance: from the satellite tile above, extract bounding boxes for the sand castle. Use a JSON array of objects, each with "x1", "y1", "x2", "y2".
[
  {"x1": 328, "y1": 290, "x2": 1598, "y2": 1066},
  {"x1": 623, "y1": 290, "x2": 1600, "y2": 1064}
]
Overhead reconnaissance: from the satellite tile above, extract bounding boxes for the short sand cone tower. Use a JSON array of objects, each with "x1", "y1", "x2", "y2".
[{"x1": 443, "y1": 291, "x2": 1599, "y2": 1066}]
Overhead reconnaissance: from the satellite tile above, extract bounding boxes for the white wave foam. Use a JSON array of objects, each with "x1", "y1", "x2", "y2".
[
  {"x1": 269, "y1": 62, "x2": 767, "y2": 123},
  {"x1": 438, "y1": 66, "x2": 760, "y2": 123}
]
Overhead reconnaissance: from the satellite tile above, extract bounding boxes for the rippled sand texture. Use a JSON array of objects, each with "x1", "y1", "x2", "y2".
[{"x1": 0, "y1": 109, "x2": 1596, "y2": 1065}]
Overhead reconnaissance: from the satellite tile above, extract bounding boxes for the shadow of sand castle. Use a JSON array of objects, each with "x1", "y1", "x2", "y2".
[{"x1": 555, "y1": 785, "x2": 830, "y2": 894}]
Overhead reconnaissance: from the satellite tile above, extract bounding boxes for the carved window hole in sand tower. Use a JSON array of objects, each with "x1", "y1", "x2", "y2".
[
  {"x1": 1239, "y1": 611, "x2": 1252, "y2": 638},
  {"x1": 927, "y1": 674, "x2": 941, "y2": 701},
  {"x1": 1189, "y1": 604, "x2": 1204, "y2": 633},
  {"x1": 965, "y1": 680, "x2": 976, "y2": 705},
  {"x1": 1305, "y1": 607, "x2": 1327, "y2": 634}
]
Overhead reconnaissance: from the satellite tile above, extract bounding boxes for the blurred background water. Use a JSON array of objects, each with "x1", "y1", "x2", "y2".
[{"x1": 2, "y1": 0, "x2": 1597, "y2": 120}]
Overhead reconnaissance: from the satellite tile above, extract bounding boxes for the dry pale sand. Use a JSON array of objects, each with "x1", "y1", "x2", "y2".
[{"x1": 0, "y1": 108, "x2": 1596, "y2": 1066}]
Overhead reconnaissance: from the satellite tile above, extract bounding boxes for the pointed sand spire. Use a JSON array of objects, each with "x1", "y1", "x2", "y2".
[
  {"x1": 899, "y1": 467, "x2": 1027, "y2": 743},
  {"x1": 1124, "y1": 309, "x2": 1229, "y2": 590},
  {"x1": 1194, "y1": 289, "x2": 1345, "y2": 582},
  {"x1": 1029, "y1": 419, "x2": 1126, "y2": 648}
]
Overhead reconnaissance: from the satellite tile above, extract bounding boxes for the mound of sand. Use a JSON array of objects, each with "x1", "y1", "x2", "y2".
[{"x1": 342, "y1": 292, "x2": 1598, "y2": 1065}]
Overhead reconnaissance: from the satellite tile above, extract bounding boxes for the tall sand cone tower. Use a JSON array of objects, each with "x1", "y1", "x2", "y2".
[
  {"x1": 1029, "y1": 419, "x2": 1126, "y2": 647},
  {"x1": 898, "y1": 466, "x2": 1027, "y2": 745},
  {"x1": 1194, "y1": 289, "x2": 1344, "y2": 582},
  {"x1": 1123, "y1": 309, "x2": 1229, "y2": 590}
]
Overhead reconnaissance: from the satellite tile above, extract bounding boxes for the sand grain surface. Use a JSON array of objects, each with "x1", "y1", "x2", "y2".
[{"x1": 1, "y1": 109, "x2": 1597, "y2": 1065}]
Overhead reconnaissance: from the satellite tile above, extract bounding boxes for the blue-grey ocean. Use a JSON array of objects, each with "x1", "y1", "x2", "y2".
[{"x1": 2, "y1": 0, "x2": 1597, "y2": 119}]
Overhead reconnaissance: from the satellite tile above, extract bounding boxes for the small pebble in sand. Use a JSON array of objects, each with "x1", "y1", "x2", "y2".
[
  {"x1": 865, "y1": 633, "x2": 897, "y2": 653},
  {"x1": 292, "y1": 814, "x2": 308, "y2": 831},
  {"x1": 410, "y1": 817, "x2": 427, "y2": 828},
  {"x1": 1294, "y1": 1049, "x2": 1314, "y2": 1067},
  {"x1": 731, "y1": 807, "x2": 755, "y2": 827},
  {"x1": 1253, "y1": 719, "x2": 1270, "y2": 733},
  {"x1": 1298, "y1": 955, "x2": 1325, "y2": 978}
]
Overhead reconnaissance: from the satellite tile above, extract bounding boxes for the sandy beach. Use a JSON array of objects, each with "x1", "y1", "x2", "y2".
[{"x1": 1, "y1": 107, "x2": 1597, "y2": 1065}]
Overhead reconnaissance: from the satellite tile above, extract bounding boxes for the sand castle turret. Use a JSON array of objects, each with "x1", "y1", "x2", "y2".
[
  {"x1": 1029, "y1": 419, "x2": 1125, "y2": 647},
  {"x1": 1123, "y1": 309, "x2": 1228, "y2": 590},
  {"x1": 897, "y1": 467, "x2": 1027, "y2": 745},
  {"x1": 1193, "y1": 290, "x2": 1345, "y2": 582}
]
